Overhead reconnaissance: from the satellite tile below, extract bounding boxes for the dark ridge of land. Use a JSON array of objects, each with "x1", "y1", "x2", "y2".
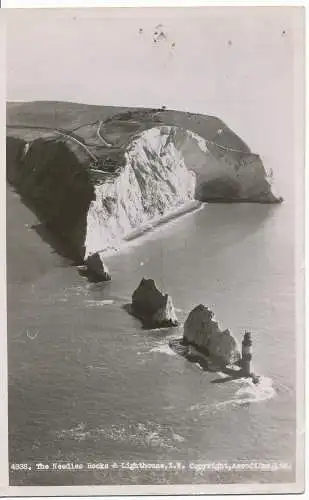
[{"x1": 7, "y1": 100, "x2": 250, "y2": 155}]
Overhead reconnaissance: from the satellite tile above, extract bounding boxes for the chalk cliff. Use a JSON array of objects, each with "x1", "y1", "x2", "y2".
[
  {"x1": 6, "y1": 102, "x2": 282, "y2": 266},
  {"x1": 85, "y1": 127, "x2": 197, "y2": 257}
]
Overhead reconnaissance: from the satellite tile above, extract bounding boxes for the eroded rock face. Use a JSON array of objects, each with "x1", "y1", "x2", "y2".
[
  {"x1": 183, "y1": 304, "x2": 240, "y2": 365},
  {"x1": 7, "y1": 103, "x2": 282, "y2": 269},
  {"x1": 85, "y1": 251, "x2": 111, "y2": 282},
  {"x1": 7, "y1": 105, "x2": 282, "y2": 266},
  {"x1": 131, "y1": 278, "x2": 178, "y2": 328}
]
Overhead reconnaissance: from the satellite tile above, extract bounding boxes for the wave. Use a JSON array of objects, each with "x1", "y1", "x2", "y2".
[
  {"x1": 189, "y1": 376, "x2": 276, "y2": 415},
  {"x1": 123, "y1": 200, "x2": 202, "y2": 242},
  {"x1": 100, "y1": 201, "x2": 204, "y2": 258},
  {"x1": 150, "y1": 343, "x2": 178, "y2": 356},
  {"x1": 84, "y1": 299, "x2": 115, "y2": 307},
  {"x1": 233, "y1": 375, "x2": 276, "y2": 402},
  {"x1": 55, "y1": 420, "x2": 185, "y2": 450}
]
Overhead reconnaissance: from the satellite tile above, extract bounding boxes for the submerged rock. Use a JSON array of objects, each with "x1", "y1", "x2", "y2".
[
  {"x1": 131, "y1": 278, "x2": 178, "y2": 328},
  {"x1": 85, "y1": 252, "x2": 111, "y2": 282},
  {"x1": 183, "y1": 304, "x2": 241, "y2": 366}
]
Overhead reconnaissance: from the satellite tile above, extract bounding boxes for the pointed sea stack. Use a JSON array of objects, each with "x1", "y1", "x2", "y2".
[
  {"x1": 85, "y1": 252, "x2": 111, "y2": 282},
  {"x1": 130, "y1": 278, "x2": 178, "y2": 328}
]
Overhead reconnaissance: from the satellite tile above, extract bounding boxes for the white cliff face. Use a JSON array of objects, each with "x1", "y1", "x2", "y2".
[
  {"x1": 179, "y1": 129, "x2": 275, "y2": 201},
  {"x1": 85, "y1": 127, "x2": 196, "y2": 256},
  {"x1": 85, "y1": 125, "x2": 279, "y2": 257}
]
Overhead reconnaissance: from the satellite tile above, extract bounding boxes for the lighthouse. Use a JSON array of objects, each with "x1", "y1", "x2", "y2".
[{"x1": 241, "y1": 331, "x2": 252, "y2": 377}]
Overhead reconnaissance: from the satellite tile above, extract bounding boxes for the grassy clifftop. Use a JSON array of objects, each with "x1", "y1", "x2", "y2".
[{"x1": 7, "y1": 100, "x2": 250, "y2": 156}]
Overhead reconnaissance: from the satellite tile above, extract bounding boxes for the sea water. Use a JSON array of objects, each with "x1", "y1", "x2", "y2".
[{"x1": 7, "y1": 165, "x2": 296, "y2": 486}]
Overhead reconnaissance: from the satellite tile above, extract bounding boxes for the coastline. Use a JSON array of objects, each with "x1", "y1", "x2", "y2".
[{"x1": 100, "y1": 200, "x2": 205, "y2": 258}]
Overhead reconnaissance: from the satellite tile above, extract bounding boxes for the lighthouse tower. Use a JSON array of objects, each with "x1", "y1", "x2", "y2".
[{"x1": 241, "y1": 331, "x2": 252, "y2": 377}]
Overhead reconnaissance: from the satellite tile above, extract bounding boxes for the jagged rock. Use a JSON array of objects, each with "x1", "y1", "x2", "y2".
[
  {"x1": 131, "y1": 278, "x2": 178, "y2": 328},
  {"x1": 85, "y1": 252, "x2": 111, "y2": 282},
  {"x1": 183, "y1": 304, "x2": 240, "y2": 366}
]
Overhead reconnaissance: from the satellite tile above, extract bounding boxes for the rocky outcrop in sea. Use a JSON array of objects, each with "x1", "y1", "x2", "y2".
[
  {"x1": 84, "y1": 251, "x2": 111, "y2": 282},
  {"x1": 128, "y1": 278, "x2": 178, "y2": 328},
  {"x1": 169, "y1": 304, "x2": 241, "y2": 370},
  {"x1": 183, "y1": 304, "x2": 241, "y2": 365}
]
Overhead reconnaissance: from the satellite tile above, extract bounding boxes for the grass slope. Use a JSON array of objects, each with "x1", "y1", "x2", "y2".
[{"x1": 7, "y1": 100, "x2": 250, "y2": 154}]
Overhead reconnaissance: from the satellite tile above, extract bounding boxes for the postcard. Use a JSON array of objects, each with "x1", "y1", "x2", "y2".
[{"x1": 0, "y1": 3, "x2": 305, "y2": 496}]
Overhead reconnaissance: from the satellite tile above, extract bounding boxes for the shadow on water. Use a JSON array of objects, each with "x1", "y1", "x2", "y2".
[
  {"x1": 31, "y1": 221, "x2": 81, "y2": 265},
  {"x1": 207, "y1": 366, "x2": 245, "y2": 383},
  {"x1": 7, "y1": 183, "x2": 86, "y2": 267},
  {"x1": 210, "y1": 376, "x2": 238, "y2": 384}
]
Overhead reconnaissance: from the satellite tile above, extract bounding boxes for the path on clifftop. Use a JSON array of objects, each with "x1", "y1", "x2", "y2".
[
  {"x1": 80, "y1": 118, "x2": 247, "y2": 154},
  {"x1": 96, "y1": 120, "x2": 114, "y2": 148},
  {"x1": 7, "y1": 124, "x2": 99, "y2": 162},
  {"x1": 7, "y1": 123, "x2": 248, "y2": 167},
  {"x1": 206, "y1": 141, "x2": 246, "y2": 154}
]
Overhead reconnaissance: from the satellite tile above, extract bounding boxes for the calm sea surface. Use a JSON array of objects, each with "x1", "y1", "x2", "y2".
[{"x1": 7, "y1": 166, "x2": 297, "y2": 486}]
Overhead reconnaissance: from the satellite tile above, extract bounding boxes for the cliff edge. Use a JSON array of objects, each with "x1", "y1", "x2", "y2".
[{"x1": 6, "y1": 101, "x2": 282, "y2": 264}]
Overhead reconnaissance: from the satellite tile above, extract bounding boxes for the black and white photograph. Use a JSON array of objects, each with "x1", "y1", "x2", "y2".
[{"x1": 2, "y1": 3, "x2": 305, "y2": 495}]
